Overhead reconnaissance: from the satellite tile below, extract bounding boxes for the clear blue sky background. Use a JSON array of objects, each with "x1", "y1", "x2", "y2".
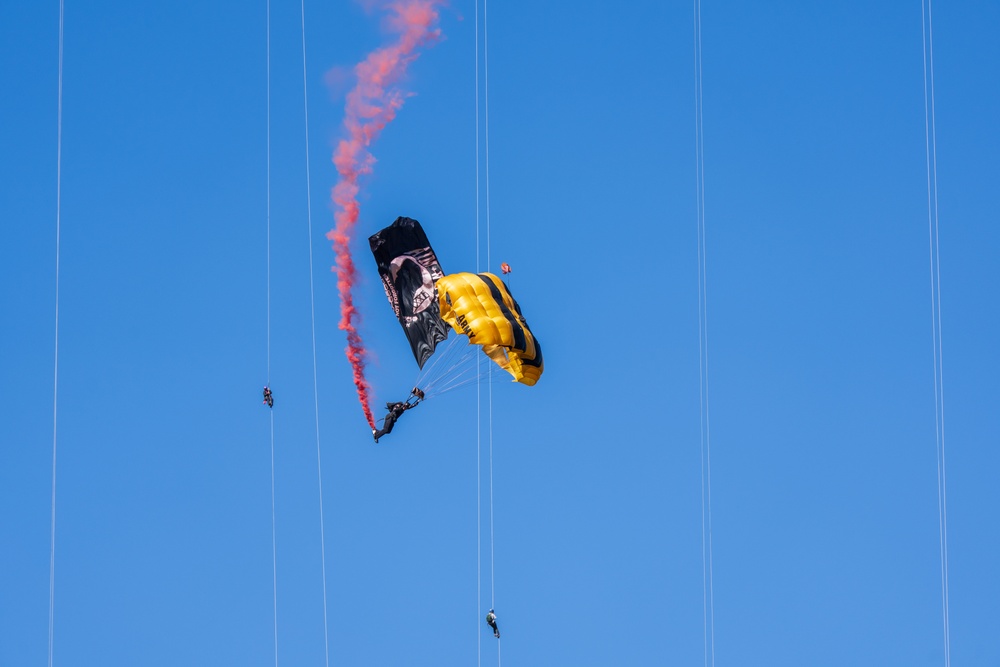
[{"x1": 2, "y1": 1, "x2": 998, "y2": 665}]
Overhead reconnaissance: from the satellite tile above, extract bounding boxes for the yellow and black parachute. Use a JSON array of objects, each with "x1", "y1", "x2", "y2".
[
  {"x1": 369, "y1": 217, "x2": 543, "y2": 396},
  {"x1": 436, "y1": 272, "x2": 543, "y2": 386}
]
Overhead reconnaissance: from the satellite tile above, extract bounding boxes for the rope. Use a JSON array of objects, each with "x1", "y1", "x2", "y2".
[
  {"x1": 48, "y1": 3, "x2": 65, "y2": 665},
  {"x1": 485, "y1": 4, "x2": 502, "y2": 663},
  {"x1": 266, "y1": 1, "x2": 279, "y2": 665},
  {"x1": 477, "y1": 354, "x2": 482, "y2": 667},
  {"x1": 484, "y1": 0, "x2": 491, "y2": 275},
  {"x1": 266, "y1": 3, "x2": 272, "y2": 394},
  {"x1": 299, "y1": 2, "x2": 332, "y2": 664},
  {"x1": 484, "y1": 0, "x2": 495, "y2": 609},
  {"x1": 470, "y1": 3, "x2": 500, "y2": 662},
  {"x1": 920, "y1": 1, "x2": 951, "y2": 663},
  {"x1": 693, "y1": 1, "x2": 716, "y2": 664},
  {"x1": 482, "y1": 3, "x2": 499, "y2": 664},
  {"x1": 475, "y1": 1, "x2": 482, "y2": 664},
  {"x1": 269, "y1": 416, "x2": 279, "y2": 667},
  {"x1": 488, "y1": 373, "x2": 495, "y2": 609}
]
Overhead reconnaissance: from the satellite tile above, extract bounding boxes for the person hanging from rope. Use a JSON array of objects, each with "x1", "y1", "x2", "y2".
[
  {"x1": 372, "y1": 390, "x2": 421, "y2": 442},
  {"x1": 486, "y1": 609, "x2": 500, "y2": 638},
  {"x1": 263, "y1": 386, "x2": 273, "y2": 408}
]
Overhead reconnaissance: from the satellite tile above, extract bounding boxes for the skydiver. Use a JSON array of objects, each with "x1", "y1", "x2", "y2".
[
  {"x1": 263, "y1": 386, "x2": 273, "y2": 408},
  {"x1": 372, "y1": 399, "x2": 416, "y2": 442},
  {"x1": 486, "y1": 609, "x2": 500, "y2": 638}
]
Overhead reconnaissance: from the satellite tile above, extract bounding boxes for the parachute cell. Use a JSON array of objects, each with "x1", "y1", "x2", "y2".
[{"x1": 436, "y1": 272, "x2": 543, "y2": 386}]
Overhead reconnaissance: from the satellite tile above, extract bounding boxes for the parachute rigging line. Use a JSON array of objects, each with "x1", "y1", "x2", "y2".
[
  {"x1": 414, "y1": 335, "x2": 505, "y2": 399},
  {"x1": 265, "y1": 2, "x2": 279, "y2": 665},
  {"x1": 921, "y1": 1, "x2": 951, "y2": 663},
  {"x1": 300, "y1": 1, "x2": 332, "y2": 664},
  {"x1": 49, "y1": 3, "x2": 65, "y2": 665},
  {"x1": 693, "y1": 1, "x2": 717, "y2": 665}
]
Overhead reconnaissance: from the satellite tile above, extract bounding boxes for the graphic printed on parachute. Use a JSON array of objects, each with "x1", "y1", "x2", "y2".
[
  {"x1": 455, "y1": 313, "x2": 474, "y2": 338},
  {"x1": 385, "y1": 246, "x2": 443, "y2": 322},
  {"x1": 369, "y1": 217, "x2": 451, "y2": 369}
]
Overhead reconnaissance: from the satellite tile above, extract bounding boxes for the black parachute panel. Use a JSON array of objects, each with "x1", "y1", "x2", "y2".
[{"x1": 369, "y1": 216, "x2": 450, "y2": 368}]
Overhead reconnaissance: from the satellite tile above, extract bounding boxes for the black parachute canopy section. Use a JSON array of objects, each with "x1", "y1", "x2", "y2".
[{"x1": 369, "y1": 216, "x2": 450, "y2": 368}]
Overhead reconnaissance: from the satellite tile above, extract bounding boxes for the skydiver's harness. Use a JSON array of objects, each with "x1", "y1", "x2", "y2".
[{"x1": 375, "y1": 387, "x2": 424, "y2": 425}]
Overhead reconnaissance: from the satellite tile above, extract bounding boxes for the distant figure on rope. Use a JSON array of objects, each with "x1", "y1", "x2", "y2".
[
  {"x1": 263, "y1": 386, "x2": 274, "y2": 408},
  {"x1": 486, "y1": 609, "x2": 500, "y2": 638}
]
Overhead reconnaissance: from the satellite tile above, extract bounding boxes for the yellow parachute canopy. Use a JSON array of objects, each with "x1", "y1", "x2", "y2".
[{"x1": 436, "y1": 272, "x2": 543, "y2": 386}]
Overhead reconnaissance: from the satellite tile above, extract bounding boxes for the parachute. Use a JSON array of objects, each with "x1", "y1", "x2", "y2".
[
  {"x1": 369, "y1": 217, "x2": 543, "y2": 398},
  {"x1": 436, "y1": 272, "x2": 543, "y2": 386}
]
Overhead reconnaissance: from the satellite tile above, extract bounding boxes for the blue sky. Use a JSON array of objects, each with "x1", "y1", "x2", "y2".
[{"x1": 2, "y1": 1, "x2": 998, "y2": 665}]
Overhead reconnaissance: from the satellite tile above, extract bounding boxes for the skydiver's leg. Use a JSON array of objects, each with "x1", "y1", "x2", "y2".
[
  {"x1": 382, "y1": 413, "x2": 397, "y2": 434},
  {"x1": 373, "y1": 414, "x2": 397, "y2": 441}
]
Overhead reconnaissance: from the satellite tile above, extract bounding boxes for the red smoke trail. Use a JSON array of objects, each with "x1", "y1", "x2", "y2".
[{"x1": 328, "y1": 1, "x2": 443, "y2": 429}]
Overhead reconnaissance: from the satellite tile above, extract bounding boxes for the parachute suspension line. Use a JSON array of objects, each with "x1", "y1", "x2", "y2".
[
  {"x1": 416, "y1": 337, "x2": 494, "y2": 399},
  {"x1": 48, "y1": 3, "x2": 65, "y2": 665},
  {"x1": 265, "y1": 2, "x2": 279, "y2": 666},
  {"x1": 920, "y1": 1, "x2": 951, "y2": 664},
  {"x1": 300, "y1": 3, "x2": 331, "y2": 665},
  {"x1": 423, "y1": 359, "x2": 506, "y2": 398},
  {"x1": 416, "y1": 336, "x2": 470, "y2": 390},
  {"x1": 693, "y1": 1, "x2": 716, "y2": 665}
]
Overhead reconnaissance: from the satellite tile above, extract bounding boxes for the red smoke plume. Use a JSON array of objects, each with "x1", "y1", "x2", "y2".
[{"x1": 328, "y1": 1, "x2": 443, "y2": 429}]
